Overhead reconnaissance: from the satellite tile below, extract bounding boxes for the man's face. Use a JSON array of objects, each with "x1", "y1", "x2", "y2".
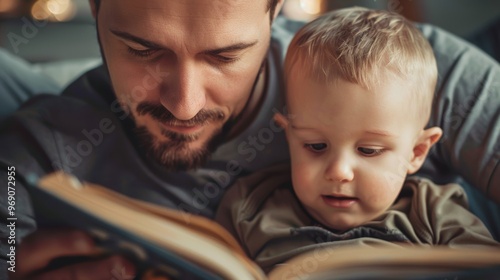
[
  {"x1": 94, "y1": 0, "x2": 273, "y2": 170},
  {"x1": 284, "y1": 71, "x2": 419, "y2": 231}
]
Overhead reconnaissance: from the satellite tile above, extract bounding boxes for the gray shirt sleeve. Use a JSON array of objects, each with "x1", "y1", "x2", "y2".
[
  {"x1": 0, "y1": 49, "x2": 60, "y2": 119},
  {"x1": 417, "y1": 24, "x2": 500, "y2": 203}
]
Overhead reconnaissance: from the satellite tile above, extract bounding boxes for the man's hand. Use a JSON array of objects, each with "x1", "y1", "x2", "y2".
[{"x1": 11, "y1": 228, "x2": 136, "y2": 280}]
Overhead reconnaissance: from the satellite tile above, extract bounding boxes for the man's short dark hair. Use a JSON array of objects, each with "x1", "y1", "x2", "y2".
[{"x1": 94, "y1": 0, "x2": 279, "y2": 21}]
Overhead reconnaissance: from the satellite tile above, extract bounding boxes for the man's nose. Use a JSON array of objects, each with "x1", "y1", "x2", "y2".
[
  {"x1": 324, "y1": 154, "x2": 354, "y2": 183},
  {"x1": 159, "y1": 60, "x2": 206, "y2": 120}
]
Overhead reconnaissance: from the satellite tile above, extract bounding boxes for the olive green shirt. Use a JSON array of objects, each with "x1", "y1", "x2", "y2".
[{"x1": 216, "y1": 164, "x2": 499, "y2": 272}]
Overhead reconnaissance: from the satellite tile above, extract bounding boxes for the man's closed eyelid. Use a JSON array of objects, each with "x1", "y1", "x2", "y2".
[
  {"x1": 213, "y1": 54, "x2": 240, "y2": 61},
  {"x1": 127, "y1": 47, "x2": 158, "y2": 58}
]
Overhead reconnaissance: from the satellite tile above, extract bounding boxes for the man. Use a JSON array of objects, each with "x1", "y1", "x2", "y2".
[
  {"x1": 3, "y1": 1, "x2": 292, "y2": 278},
  {"x1": 0, "y1": 0, "x2": 498, "y2": 279}
]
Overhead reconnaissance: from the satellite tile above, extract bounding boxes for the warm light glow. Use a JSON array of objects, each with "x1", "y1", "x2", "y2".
[
  {"x1": 0, "y1": 0, "x2": 17, "y2": 13},
  {"x1": 47, "y1": 0, "x2": 70, "y2": 14},
  {"x1": 31, "y1": 0, "x2": 76, "y2": 22},
  {"x1": 282, "y1": 0, "x2": 324, "y2": 21},
  {"x1": 31, "y1": 1, "x2": 50, "y2": 20},
  {"x1": 299, "y1": 0, "x2": 322, "y2": 15}
]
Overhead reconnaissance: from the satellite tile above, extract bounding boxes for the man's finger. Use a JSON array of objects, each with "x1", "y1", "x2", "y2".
[
  {"x1": 16, "y1": 228, "x2": 99, "y2": 277},
  {"x1": 30, "y1": 255, "x2": 136, "y2": 280}
]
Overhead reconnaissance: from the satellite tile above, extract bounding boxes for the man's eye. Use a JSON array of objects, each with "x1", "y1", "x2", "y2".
[
  {"x1": 357, "y1": 147, "x2": 384, "y2": 157},
  {"x1": 212, "y1": 54, "x2": 240, "y2": 64},
  {"x1": 127, "y1": 47, "x2": 157, "y2": 58},
  {"x1": 304, "y1": 143, "x2": 327, "y2": 152}
]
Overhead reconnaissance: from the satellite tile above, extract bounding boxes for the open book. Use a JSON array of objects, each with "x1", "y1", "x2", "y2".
[{"x1": 28, "y1": 171, "x2": 500, "y2": 280}]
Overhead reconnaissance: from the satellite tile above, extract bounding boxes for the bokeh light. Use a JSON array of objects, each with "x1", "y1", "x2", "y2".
[
  {"x1": 282, "y1": 0, "x2": 326, "y2": 21},
  {"x1": 299, "y1": 0, "x2": 322, "y2": 15},
  {"x1": 31, "y1": 0, "x2": 76, "y2": 22}
]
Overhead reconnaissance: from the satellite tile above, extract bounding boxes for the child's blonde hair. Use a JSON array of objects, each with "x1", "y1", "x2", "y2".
[{"x1": 285, "y1": 7, "x2": 437, "y2": 128}]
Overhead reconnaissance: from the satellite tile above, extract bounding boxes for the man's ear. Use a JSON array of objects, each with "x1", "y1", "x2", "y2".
[
  {"x1": 273, "y1": 112, "x2": 289, "y2": 131},
  {"x1": 88, "y1": 0, "x2": 97, "y2": 19},
  {"x1": 407, "y1": 127, "x2": 442, "y2": 174}
]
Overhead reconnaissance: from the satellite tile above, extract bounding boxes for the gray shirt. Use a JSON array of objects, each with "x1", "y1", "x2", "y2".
[{"x1": 0, "y1": 19, "x2": 301, "y2": 275}]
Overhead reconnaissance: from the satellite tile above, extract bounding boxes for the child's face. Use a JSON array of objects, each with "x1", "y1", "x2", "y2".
[{"x1": 283, "y1": 73, "x2": 421, "y2": 231}]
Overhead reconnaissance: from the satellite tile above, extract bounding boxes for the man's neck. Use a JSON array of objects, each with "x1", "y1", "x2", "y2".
[{"x1": 223, "y1": 63, "x2": 268, "y2": 141}]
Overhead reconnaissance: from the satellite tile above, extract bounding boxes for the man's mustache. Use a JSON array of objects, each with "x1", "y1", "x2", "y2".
[{"x1": 136, "y1": 102, "x2": 225, "y2": 126}]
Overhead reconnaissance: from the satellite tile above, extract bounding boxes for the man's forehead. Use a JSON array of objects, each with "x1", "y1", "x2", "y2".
[
  {"x1": 101, "y1": 0, "x2": 270, "y2": 50},
  {"x1": 104, "y1": 0, "x2": 268, "y2": 17},
  {"x1": 104, "y1": 0, "x2": 269, "y2": 35}
]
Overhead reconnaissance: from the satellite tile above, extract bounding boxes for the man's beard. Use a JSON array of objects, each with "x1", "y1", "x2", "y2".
[{"x1": 132, "y1": 102, "x2": 226, "y2": 171}]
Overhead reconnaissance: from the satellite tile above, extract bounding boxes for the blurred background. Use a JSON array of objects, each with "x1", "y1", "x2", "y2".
[{"x1": 0, "y1": 0, "x2": 499, "y2": 63}]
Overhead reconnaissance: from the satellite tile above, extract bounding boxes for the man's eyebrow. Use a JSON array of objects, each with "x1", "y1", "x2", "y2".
[
  {"x1": 110, "y1": 29, "x2": 258, "y2": 54},
  {"x1": 203, "y1": 41, "x2": 258, "y2": 55},
  {"x1": 110, "y1": 30, "x2": 163, "y2": 49}
]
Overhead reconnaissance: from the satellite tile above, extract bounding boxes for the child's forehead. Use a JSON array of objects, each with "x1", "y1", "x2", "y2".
[
  {"x1": 286, "y1": 75, "x2": 420, "y2": 130},
  {"x1": 287, "y1": 71, "x2": 413, "y2": 103}
]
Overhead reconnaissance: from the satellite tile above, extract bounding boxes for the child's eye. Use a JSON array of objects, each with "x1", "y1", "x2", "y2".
[
  {"x1": 357, "y1": 147, "x2": 384, "y2": 157},
  {"x1": 304, "y1": 143, "x2": 327, "y2": 152}
]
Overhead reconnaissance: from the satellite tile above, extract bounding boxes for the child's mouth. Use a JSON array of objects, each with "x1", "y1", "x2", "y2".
[{"x1": 321, "y1": 195, "x2": 358, "y2": 208}]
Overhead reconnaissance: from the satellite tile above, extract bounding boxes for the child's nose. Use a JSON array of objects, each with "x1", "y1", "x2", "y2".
[{"x1": 324, "y1": 156, "x2": 354, "y2": 183}]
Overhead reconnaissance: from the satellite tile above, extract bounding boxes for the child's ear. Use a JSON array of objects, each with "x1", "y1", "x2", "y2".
[
  {"x1": 273, "y1": 113, "x2": 289, "y2": 131},
  {"x1": 407, "y1": 127, "x2": 442, "y2": 174}
]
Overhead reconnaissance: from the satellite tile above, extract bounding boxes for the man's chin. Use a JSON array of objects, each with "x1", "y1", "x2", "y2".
[
  {"x1": 134, "y1": 126, "x2": 224, "y2": 171},
  {"x1": 154, "y1": 144, "x2": 210, "y2": 171}
]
